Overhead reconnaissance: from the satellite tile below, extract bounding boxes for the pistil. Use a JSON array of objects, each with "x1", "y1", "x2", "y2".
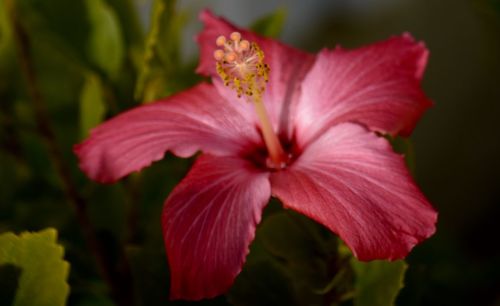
[
  {"x1": 253, "y1": 97, "x2": 287, "y2": 167},
  {"x1": 214, "y1": 32, "x2": 287, "y2": 167}
]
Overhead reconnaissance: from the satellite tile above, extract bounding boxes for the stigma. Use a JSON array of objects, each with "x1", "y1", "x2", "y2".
[{"x1": 213, "y1": 32, "x2": 270, "y2": 101}]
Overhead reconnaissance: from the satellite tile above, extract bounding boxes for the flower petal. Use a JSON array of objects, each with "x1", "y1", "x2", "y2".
[
  {"x1": 74, "y1": 82, "x2": 261, "y2": 183},
  {"x1": 295, "y1": 34, "x2": 432, "y2": 147},
  {"x1": 271, "y1": 123, "x2": 437, "y2": 260},
  {"x1": 196, "y1": 9, "x2": 315, "y2": 138},
  {"x1": 162, "y1": 154, "x2": 271, "y2": 300}
]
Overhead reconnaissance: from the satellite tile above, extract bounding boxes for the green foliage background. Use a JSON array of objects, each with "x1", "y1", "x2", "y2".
[{"x1": 0, "y1": 0, "x2": 499, "y2": 305}]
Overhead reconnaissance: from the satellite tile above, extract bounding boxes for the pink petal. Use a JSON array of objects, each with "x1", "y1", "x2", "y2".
[
  {"x1": 271, "y1": 123, "x2": 437, "y2": 260},
  {"x1": 162, "y1": 154, "x2": 271, "y2": 300},
  {"x1": 196, "y1": 9, "x2": 315, "y2": 138},
  {"x1": 74, "y1": 83, "x2": 261, "y2": 183},
  {"x1": 295, "y1": 34, "x2": 432, "y2": 147}
]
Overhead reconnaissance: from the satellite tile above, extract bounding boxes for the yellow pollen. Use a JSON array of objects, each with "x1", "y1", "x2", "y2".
[{"x1": 213, "y1": 32, "x2": 270, "y2": 103}]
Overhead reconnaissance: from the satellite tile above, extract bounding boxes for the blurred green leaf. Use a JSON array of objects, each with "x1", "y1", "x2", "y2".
[
  {"x1": 105, "y1": 0, "x2": 145, "y2": 87},
  {"x1": 352, "y1": 260, "x2": 407, "y2": 306},
  {"x1": 259, "y1": 210, "x2": 328, "y2": 261},
  {"x1": 106, "y1": 0, "x2": 144, "y2": 48},
  {"x1": 0, "y1": 0, "x2": 16, "y2": 92},
  {"x1": 87, "y1": 0, "x2": 125, "y2": 78},
  {"x1": 250, "y1": 8, "x2": 287, "y2": 38},
  {"x1": 0, "y1": 0, "x2": 10, "y2": 45},
  {"x1": 0, "y1": 0, "x2": 11, "y2": 55},
  {"x1": 229, "y1": 259, "x2": 298, "y2": 306},
  {"x1": 135, "y1": 0, "x2": 186, "y2": 103},
  {"x1": 244, "y1": 210, "x2": 353, "y2": 305},
  {"x1": 15, "y1": 0, "x2": 90, "y2": 60},
  {"x1": 126, "y1": 245, "x2": 169, "y2": 306},
  {"x1": 153, "y1": 0, "x2": 184, "y2": 73},
  {"x1": 86, "y1": 182, "x2": 128, "y2": 246},
  {"x1": 0, "y1": 228, "x2": 70, "y2": 306},
  {"x1": 79, "y1": 74, "x2": 107, "y2": 138}
]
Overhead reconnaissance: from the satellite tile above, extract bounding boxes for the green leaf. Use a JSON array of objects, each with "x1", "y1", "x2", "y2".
[
  {"x1": 105, "y1": 0, "x2": 144, "y2": 48},
  {"x1": 134, "y1": 0, "x2": 186, "y2": 103},
  {"x1": 352, "y1": 260, "x2": 408, "y2": 306},
  {"x1": 126, "y1": 245, "x2": 170, "y2": 306},
  {"x1": 250, "y1": 8, "x2": 287, "y2": 38},
  {"x1": 79, "y1": 74, "x2": 107, "y2": 138},
  {"x1": 151, "y1": 0, "x2": 184, "y2": 71},
  {"x1": 11, "y1": 0, "x2": 88, "y2": 64},
  {"x1": 259, "y1": 210, "x2": 328, "y2": 261},
  {"x1": 86, "y1": 0, "x2": 125, "y2": 78},
  {"x1": 0, "y1": 228, "x2": 70, "y2": 306},
  {"x1": 0, "y1": 0, "x2": 16, "y2": 92},
  {"x1": 0, "y1": 0, "x2": 12, "y2": 55},
  {"x1": 229, "y1": 259, "x2": 298, "y2": 306},
  {"x1": 248, "y1": 209, "x2": 353, "y2": 305}
]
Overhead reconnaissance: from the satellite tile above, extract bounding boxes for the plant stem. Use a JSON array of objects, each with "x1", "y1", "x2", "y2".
[{"x1": 5, "y1": 1, "x2": 132, "y2": 305}]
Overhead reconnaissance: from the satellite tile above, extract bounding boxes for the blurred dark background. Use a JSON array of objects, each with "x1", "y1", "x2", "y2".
[{"x1": 1, "y1": 0, "x2": 499, "y2": 305}]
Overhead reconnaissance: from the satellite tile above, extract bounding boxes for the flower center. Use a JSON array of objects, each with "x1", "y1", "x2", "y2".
[{"x1": 214, "y1": 32, "x2": 288, "y2": 168}]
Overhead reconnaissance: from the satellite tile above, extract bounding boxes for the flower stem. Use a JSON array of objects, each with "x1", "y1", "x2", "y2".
[{"x1": 253, "y1": 99, "x2": 287, "y2": 166}]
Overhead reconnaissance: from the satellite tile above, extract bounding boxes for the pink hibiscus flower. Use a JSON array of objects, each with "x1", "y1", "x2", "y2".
[{"x1": 75, "y1": 10, "x2": 437, "y2": 300}]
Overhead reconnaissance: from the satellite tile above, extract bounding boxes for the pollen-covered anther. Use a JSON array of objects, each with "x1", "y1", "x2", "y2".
[
  {"x1": 230, "y1": 31, "x2": 241, "y2": 42},
  {"x1": 213, "y1": 49, "x2": 225, "y2": 61},
  {"x1": 215, "y1": 36, "x2": 226, "y2": 47},
  {"x1": 214, "y1": 32, "x2": 270, "y2": 102},
  {"x1": 239, "y1": 40, "x2": 250, "y2": 51},
  {"x1": 225, "y1": 52, "x2": 237, "y2": 63}
]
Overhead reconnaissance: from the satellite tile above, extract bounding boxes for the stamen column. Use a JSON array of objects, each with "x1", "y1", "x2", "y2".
[{"x1": 213, "y1": 32, "x2": 288, "y2": 167}]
